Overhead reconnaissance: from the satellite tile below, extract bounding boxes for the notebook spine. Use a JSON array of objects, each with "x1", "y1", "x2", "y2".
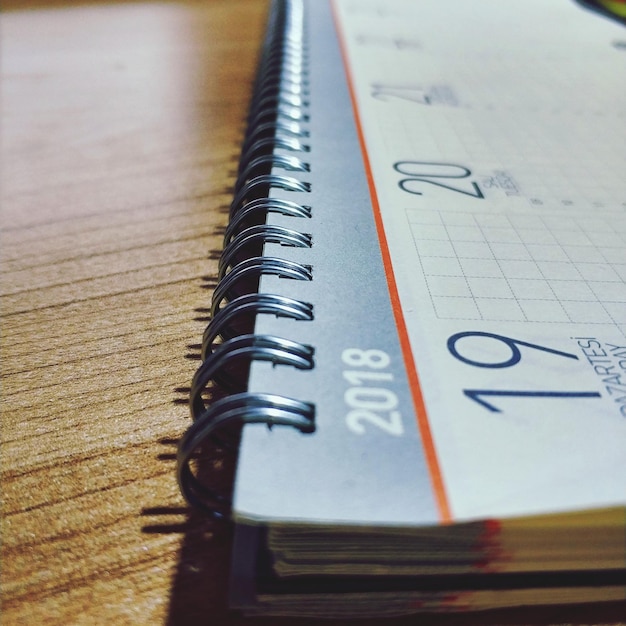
[{"x1": 177, "y1": 0, "x2": 315, "y2": 516}]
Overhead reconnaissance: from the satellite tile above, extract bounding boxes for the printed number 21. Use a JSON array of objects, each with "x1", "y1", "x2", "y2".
[{"x1": 394, "y1": 161, "x2": 484, "y2": 199}]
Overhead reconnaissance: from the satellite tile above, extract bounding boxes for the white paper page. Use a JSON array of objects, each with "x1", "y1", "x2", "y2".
[{"x1": 333, "y1": 0, "x2": 626, "y2": 520}]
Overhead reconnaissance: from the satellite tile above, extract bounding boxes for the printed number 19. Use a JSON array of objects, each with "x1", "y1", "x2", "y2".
[{"x1": 447, "y1": 331, "x2": 601, "y2": 412}]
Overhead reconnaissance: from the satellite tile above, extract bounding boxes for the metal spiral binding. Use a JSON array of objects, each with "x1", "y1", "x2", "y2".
[
  {"x1": 242, "y1": 120, "x2": 309, "y2": 153},
  {"x1": 248, "y1": 102, "x2": 309, "y2": 129},
  {"x1": 190, "y1": 333, "x2": 314, "y2": 418},
  {"x1": 218, "y1": 225, "x2": 312, "y2": 279},
  {"x1": 230, "y1": 174, "x2": 311, "y2": 218},
  {"x1": 211, "y1": 256, "x2": 312, "y2": 316},
  {"x1": 177, "y1": 393, "x2": 315, "y2": 516},
  {"x1": 177, "y1": 0, "x2": 315, "y2": 514},
  {"x1": 238, "y1": 136, "x2": 310, "y2": 177},
  {"x1": 201, "y1": 294, "x2": 314, "y2": 360},
  {"x1": 224, "y1": 197, "x2": 311, "y2": 245},
  {"x1": 236, "y1": 154, "x2": 310, "y2": 193}
]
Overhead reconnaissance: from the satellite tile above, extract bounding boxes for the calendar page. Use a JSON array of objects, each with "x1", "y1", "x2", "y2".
[{"x1": 333, "y1": 0, "x2": 626, "y2": 520}]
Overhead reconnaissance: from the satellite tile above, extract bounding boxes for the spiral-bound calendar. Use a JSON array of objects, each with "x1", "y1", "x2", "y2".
[{"x1": 177, "y1": 0, "x2": 626, "y2": 617}]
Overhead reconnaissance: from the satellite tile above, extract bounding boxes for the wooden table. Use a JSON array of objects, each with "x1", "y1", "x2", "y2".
[{"x1": 1, "y1": 1, "x2": 624, "y2": 624}]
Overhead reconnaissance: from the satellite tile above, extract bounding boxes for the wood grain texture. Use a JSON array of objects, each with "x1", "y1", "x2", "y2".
[
  {"x1": 1, "y1": 1, "x2": 624, "y2": 625},
  {"x1": 1, "y1": 1, "x2": 262, "y2": 623}
]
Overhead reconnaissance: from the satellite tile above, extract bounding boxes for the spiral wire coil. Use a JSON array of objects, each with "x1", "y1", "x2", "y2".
[{"x1": 177, "y1": 0, "x2": 315, "y2": 516}]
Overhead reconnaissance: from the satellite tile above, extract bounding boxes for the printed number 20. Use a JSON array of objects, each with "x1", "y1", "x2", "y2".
[{"x1": 394, "y1": 161, "x2": 484, "y2": 198}]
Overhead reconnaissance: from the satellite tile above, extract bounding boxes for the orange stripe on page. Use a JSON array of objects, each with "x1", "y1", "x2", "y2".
[{"x1": 330, "y1": 0, "x2": 452, "y2": 524}]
